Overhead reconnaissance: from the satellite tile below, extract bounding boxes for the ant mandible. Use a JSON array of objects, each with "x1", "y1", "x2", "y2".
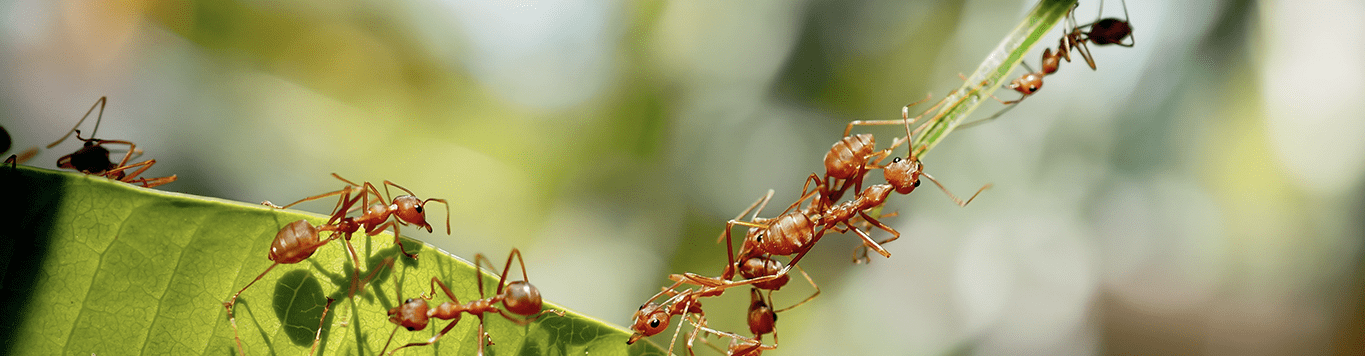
[
  {"x1": 266, "y1": 173, "x2": 450, "y2": 260},
  {"x1": 45, "y1": 97, "x2": 176, "y2": 187},
  {"x1": 382, "y1": 248, "x2": 562, "y2": 355}
]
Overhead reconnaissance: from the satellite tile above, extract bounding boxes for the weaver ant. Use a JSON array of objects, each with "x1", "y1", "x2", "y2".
[
  {"x1": 819, "y1": 94, "x2": 939, "y2": 201},
  {"x1": 990, "y1": 0, "x2": 1133, "y2": 109},
  {"x1": 265, "y1": 173, "x2": 450, "y2": 260},
  {"x1": 382, "y1": 248, "x2": 561, "y2": 355},
  {"x1": 696, "y1": 88, "x2": 991, "y2": 288},
  {"x1": 224, "y1": 190, "x2": 385, "y2": 356},
  {"x1": 688, "y1": 290, "x2": 778, "y2": 356},
  {"x1": 45, "y1": 97, "x2": 176, "y2": 187},
  {"x1": 627, "y1": 280, "x2": 736, "y2": 356}
]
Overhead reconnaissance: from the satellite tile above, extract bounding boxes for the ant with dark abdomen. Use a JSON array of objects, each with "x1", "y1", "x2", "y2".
[{"x1": 46, "y1": 97, "x2": 176, "y2": 187}]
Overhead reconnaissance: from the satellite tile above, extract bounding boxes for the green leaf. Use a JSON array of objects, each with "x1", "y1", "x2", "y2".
[
  {"x1": 910, "y1": 0, "x2": 1077, "y2": 157},
  {"x1": 0, "y1": 166, "x2": 666, "y2": 356}
]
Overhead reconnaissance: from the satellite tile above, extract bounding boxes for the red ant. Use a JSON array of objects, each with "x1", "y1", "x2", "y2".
[
  {"x1": 991, "y1": 0, "x2": 1133, "y2": 107},
  {"x1": 819, "y1": 94, "x2": 938, "y2": 201},
  {"x1": 689, "y1": 89, "x2": 991, "y2": 290},
  {"x1": 688, "y1": 290, "x2": 779, "y2": 356},
  {"x1": 45, "y1": 97, "x2": 176, "y2": 187},
  {"x1": 627, "y1": 280, "x2": 735, "y2": 356},
  {"x1": 382, "y1": 248, "x2": 561, "y2": 355},
  {"x1": 265, "y1": 173, "x2": 450, "y2": 260},
  {"x1": 734, "y1": 288, "x2": 781, "y2": 355}
]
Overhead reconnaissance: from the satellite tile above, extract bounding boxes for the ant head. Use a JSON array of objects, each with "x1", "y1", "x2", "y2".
[
  {"x1": 387, "y1": 298, "x2": 431, "y2": 331},
  {"x1": 1008, "y1": 73, "x2": 1043, "y2": 95},
  {"x1": 269, "y1": 220, "x2": 321, "y2": 264},
  {"x1": 747, "y1": 289, "x2": 776, "y2": 336},
  {"x1": 884, "y1": 157, "x2": 923, "y2": 194},
  {"x1": 392, "y1": 196, "x2": 451, "y2": 234},
  {"x1": 501, "y1": 281, "x2": 544, "y2": 316},
  {"x1": 628, "y1": 303, "x2": 671, "y2": 343}
]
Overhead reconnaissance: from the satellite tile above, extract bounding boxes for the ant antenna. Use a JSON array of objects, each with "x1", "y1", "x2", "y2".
[
  {"x1": 48, "y1": 97, "x2": 107, "y2": 149},
  {"x1": 920, "y1": 173, "x2": 991, "y2": 207}
]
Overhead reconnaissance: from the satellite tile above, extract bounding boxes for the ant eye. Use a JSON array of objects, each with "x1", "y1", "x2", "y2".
[
  {"x1": 756, "y1": 234, "x2": 764, "y2": 243},
  {"x1": 649, "y1": 318, "x2": 660, "y2": 328},
  {"x1": 414, "y1": 205, "x2": 423, "y2": 213},
  {"x1": 913, "y1": 180, "x2": 921, "y2": 188},
  {"x1": 892, "y1": 157, "x2": 902, "y2": 163}
]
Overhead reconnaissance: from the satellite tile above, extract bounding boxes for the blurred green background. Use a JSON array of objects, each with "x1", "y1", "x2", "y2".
[{"x1": 3, "y1": 0, "x2": 1362, "y2": 354}]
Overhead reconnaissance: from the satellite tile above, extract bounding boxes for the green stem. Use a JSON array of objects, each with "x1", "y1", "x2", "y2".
[{"x1": 910, "y1": 0, "x2": 1077, "y2": 157}]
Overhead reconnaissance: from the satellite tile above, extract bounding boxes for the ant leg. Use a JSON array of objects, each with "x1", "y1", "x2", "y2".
[
  {"x1": 224, "y1": 262, "x2": 280, "y2": 356},
  {"x1": 784, "y1": 174, "x2": 828, "y2": 215},
  {"x1": 371, "y1": 221, "x2": 419, "y2": 260},
  {"x1": 773, "y1": 265, "x2": 820, "y2": 313},
  {"x1": 722, "y1": 220, "x2": 770, "y2": 279},
  {"x1": 102, "y1": 158, "x2": 156, "y2": 183},
  {"x1": 852, "y1": 211, "x2": 899, "y2": 261},
  {"x1": 263, "y1": 187, "x2": 355, "y2": 210},
  {"x1": 956, "y1": 102, "x2": 1022, "y2": 130},
  {"x1": 308, "y1": 297, "x2": 335, "y2": 356},
  {"x1": 47, "y1": 96, "x2": 107, "y2": 149},
  {"x1": 126, "y1": 174, "x2": 177, "y2": 188},
  {"x1": 494, "y1": 248, "x2": 530, "y2": 294},
  {"x1": 842, "y1": 93, "x2": 934, "y2": 137},
  {"x1": 382, "y1": 180, "x2": 419, "y2": 199},
  {"x1": 922, "y1": 173, "x2": 992, "y2": 207},
  {"x1": 718, "y1": 190, "x2": 775, "y2": 244},
  {"x1": 844, "y1": 221, "x2": 892, "y2": 259}
]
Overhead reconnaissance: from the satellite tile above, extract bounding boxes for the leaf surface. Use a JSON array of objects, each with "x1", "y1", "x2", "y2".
[{"x1": 0, "y1": 166, "x2": 666, "y2": 356}]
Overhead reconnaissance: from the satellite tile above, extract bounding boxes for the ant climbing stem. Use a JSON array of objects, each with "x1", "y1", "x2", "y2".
[
  {"x1": 382, "y1": 248, "x2": 561, "y2": 356},
  {"x1": 45, "y1": 97, "x2": 176, "y2": 187}
]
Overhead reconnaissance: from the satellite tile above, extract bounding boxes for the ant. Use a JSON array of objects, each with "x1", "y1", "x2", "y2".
[
  {"x1": 265, "y1": 173, "x2": 450, "y2": 260},
  {"x1": 45, "y1": 97, "x2": 176, "y2": 187},
  {"x1": 819, "y1": 94, "x2": 939, "y2": 202},
  {"x1": 688, "y1": 290, "x2": 779, "y2": 356},
  {"x1": 1077, "y1": 0, "x2": 1134, "y2": 48},
  {"x1": 627, "y1": 280, "x2": 735, "y2": 356},
  {"x1": 382, "y1": 248, "x2": 562, "y2": 355},
  {"x1": 988, "y1": 0, "x2": 1133, "y2": 109},
  {"x1": 693, "y1": 89, "x2": 991, "y2": 289},
  {"x1": 224, "y1": 189, "x2": 385, "y2": 356}
]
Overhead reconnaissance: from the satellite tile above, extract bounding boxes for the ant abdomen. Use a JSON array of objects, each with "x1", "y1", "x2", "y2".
[
  {"x1": 824, "y1": 134, "x2": 876, "y2": 179},
  {"x1": 739, "y1": 258, "x2": 789, "y2": 290},
  {"x1": 1088, "y1": 18, "x2": 1132, "y2": 45},
  {"x1": 269, "y1": 220, "x2": 321, "y2": 264}
]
